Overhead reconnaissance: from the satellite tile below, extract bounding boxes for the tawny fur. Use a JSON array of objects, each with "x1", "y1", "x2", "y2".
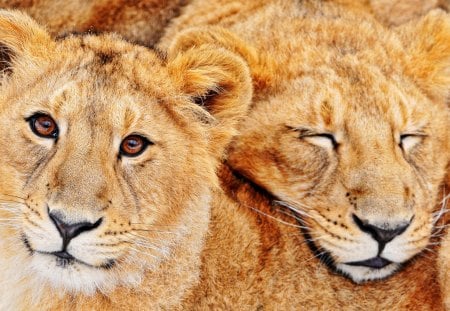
[
  {"x1": 0, "y1": 0, "x2": 189, "y2": 46},
  {"x1": 441, "y1": 228, "x2": 450, "y2": 310},
  {"x1": 0, "y1": 2, "x2": 448, "y2": 310},
  {"x1": 0, "y1": 10, "x2": 255, "y2": 309},
  {"x1": 161, "y1": 0, "x2": 450, "y2": 309},
  {"x1": 369, "y1": 0, "x2": 450, "y2": 26}
]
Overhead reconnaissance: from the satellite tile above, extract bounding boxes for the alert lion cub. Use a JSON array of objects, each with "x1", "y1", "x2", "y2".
[
  {"x1": 161, "y1": 0, "x2": 450, "y2": 309},
  {"x1": 0, "y1": 9, "x2": 255, "y2": 309}
]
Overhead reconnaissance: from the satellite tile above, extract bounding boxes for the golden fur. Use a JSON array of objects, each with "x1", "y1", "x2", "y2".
[
  {"x1": 0, "y1": 0, "x2": 188, "y2": 46},
  {"x1": 161, "y1": 0, "x2": 450, "y2": 308},
  {"x1": 369, "y1": 0, "x2": 450, "y2": 26},
  {"x1": 441, "y1": 224, "x2": 450, "y2": 310},
  {"x1": 0, "y1": 1, "x2": 448, "y2": 309},
  {"x1": 0, "y1": 9, "x2": 255, "y2": 309}
]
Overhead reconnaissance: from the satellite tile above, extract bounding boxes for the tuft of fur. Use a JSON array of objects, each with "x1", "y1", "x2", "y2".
[
  {"x1": 370, "y1": 0, "x2": 450, "y2": 26},
  {"x1": 0, "y1": 0, "x2": 189, "y2": 46}
]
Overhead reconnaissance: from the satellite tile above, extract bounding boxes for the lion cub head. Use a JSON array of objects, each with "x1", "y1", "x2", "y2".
[
  {"x1": 202, "y1": 11, "x2": 449, "y2": 283},
  {"x1": 0, "y1": 10, "x2": 251, "y2": 296}
]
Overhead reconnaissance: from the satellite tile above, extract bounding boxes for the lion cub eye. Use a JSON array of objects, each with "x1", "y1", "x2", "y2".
[
  {"x1": 120, "y1": 135, "x2": 151, "y2": 157},
  {"x1": 26, "y1": 113, "x2": 59, "y2": 139},
  {"x1": 399, "y1": 134, "x2": 424, "y2": 151},
  {"x1": 288, "y1": 126, "x2": 338, "y2": 150},
  {"x1": 304, "y1": 133, "x2": 338, "y2": 149}
]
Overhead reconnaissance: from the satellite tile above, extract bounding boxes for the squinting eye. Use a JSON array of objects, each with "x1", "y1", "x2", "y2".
[
  {"x1": 27, "y1": 113, "x2": 59, "y2": 139},
  {"x1": 287, "y1": 126, "x2": 338, "y2": 150},
  {"x1": 303, "y1": 133, "x2": 338, "y2": 149},
  {"x1": 120, "y1": 135, "x2": 151, "y2": 157},
  {"x1": 399, "y1": 134, "x2": 423, "y2": 151}
]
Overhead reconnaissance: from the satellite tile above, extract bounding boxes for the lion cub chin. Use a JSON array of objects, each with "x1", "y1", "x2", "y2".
[{"x1": 0, "y1": 9, "x2": 254, "y2": 310}]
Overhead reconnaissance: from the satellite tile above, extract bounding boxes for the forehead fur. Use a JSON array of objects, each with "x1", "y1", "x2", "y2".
[
  {"x1": 0, "y1": 33, "x2": 209, "y2": 137},
  {"x1": 239, "y1": 7, "x2": 450, "y2": 133}
]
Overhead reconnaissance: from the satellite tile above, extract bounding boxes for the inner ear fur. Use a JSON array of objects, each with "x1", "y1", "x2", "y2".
[
  {"x1": 167, "y1": 40, "x2": 253, "y2": 158},
  {"x1": 397, "y1": 9, "x2": 450, "y2": 103},
  {"x1": 167, "y1": 26, "x2": 276, "y2": 92},
  {"x1": 0, "y1": 10, "x2": 54, "y2": 77}
]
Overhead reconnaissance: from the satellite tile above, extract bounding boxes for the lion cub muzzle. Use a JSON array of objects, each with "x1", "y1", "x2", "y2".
[{"x1": 49, "y1": 209, "x2": 103, "y2": 262}]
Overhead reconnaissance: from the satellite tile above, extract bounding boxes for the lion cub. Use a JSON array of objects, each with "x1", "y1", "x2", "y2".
[
  {"x1": 0, "y1": 9, "x2": 254, "y2": 309},
  {"x1": 161, "y1": 0, "x2": 450, "y2": 309}
]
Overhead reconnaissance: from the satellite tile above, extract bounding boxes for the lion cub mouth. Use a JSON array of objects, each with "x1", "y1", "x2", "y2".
[
  {"x1": 346, "y1": 257, "x2": 392, "y2": 269},
  {"x1": 22, "y1": 235, "x2": 115, "y2": 270}
]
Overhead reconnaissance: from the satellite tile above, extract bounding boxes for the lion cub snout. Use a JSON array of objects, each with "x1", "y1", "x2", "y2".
[
  {"x1": 352, "y1": 213, "x2": 411, "y2": 245},
  {"x1": 348, "y1": 191, "x2": 414, "y2": 245},
  {"x1": 49, "y1": 210, "x2": 103, "y2": 249}
]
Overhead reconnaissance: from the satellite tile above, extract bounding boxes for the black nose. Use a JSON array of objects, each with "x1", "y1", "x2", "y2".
[
  {"x1": 352, "y1": 214, "x2": 411, "y2": 244},
  {"x1": 49, "y1": 211, "x2": 102, "y2": 249}
]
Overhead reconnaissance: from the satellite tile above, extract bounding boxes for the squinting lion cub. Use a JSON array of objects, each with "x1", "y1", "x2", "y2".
[{"x1": 161, "y1": 0, "x2": 450, "y2": 309}]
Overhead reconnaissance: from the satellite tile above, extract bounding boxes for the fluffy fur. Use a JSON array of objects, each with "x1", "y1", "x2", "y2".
[
  {"x1": 369, "y1": 0, "x2": 450, "y2": 26},
  {"x1": 441, "y1": 217, "x2": 450, "y2": 310},
  {"x1": 161, "y1": 0, "x2": 450, "y2": 308},
  {"x1": 0, "y1": 9, "x2": 255, "y2": 309},
  {"x1": 0, "y1": 0, "x2": 188, "y2": 46}
]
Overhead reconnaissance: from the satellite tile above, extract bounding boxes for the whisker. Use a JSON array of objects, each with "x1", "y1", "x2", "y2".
[
  {"x1": 245, "y1": 205, "x2": 306, "y2": 229},
  {"x1": 127, "y1": 246, "x2": 160, "y2": 260},
  {"x1": 0, "y1": 193, "x2": 26, "y2": 201},
  {"x1": 131, "y1": 228, "x2": 177, "y2": 234},
  {"x1": 301, "y1": 250, "x2": 328, "y2": 265},
  {"x1": 125, "y1": 233, "x2": 170, "y2": 252},
  {"x1": 129, "y1": 223, "x2": 177, "y2": 228},
  {"x1": 0, "y1": 200, "x2": 26, "y2": 206},
  {"x1": 275, "y1": 200, "x2": 314, "y2": 219},
  {"x1": 274, "y1": 208, "x2": 311, "y2": 229}
]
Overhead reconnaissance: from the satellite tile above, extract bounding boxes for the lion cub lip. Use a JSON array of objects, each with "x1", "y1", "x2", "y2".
[
  {"x1": 53, "y1": 251, "x2": 75, "y2": 260},
  {"x1": 345, "y1": 256, "x2": 392, "y2": 269}
]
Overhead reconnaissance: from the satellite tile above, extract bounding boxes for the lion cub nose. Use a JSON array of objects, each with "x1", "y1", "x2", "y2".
[
  {"x1": 352, "y1": 214, "x2": 411, "y2": 244},
  {"x1": 49, "y1": 211, "x2": 102, "y2": 247}
]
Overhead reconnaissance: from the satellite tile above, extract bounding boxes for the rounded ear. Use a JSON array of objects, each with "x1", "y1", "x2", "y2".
[
  {"x1": 167, "y1": 26, "x2": 276, "y2": 92},
  {"x1": 167, "y1": 35, "x2": 253, "y2": 159},
  {"x1": 0, "y1": 10, "x2": 54, "y2": 78},
  {"x1": 397, "y1": 10, "x2": 450, "y2": 103}
]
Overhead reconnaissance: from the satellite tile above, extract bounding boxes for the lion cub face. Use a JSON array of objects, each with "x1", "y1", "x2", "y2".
[
  {"x1": 0, "y1": 11, "x2": 251, "y2": 294},
  {"x1": 227, "y1": 11, "x2": 450, "y2": 283}
]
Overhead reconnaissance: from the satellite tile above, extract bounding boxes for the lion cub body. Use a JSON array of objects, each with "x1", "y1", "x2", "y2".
[
  {"x1": 0, "y1": 10, "x2": 254, "y2": 310},
  {"x1": 0, "y1": 1, "x2": 448, "y2": 309},
  {"x1": 162, "y1": 0, "x2": 450, "y2": 309},
  {"x1": 0, "y1": 0, "x2": 188, "y2": 46}
]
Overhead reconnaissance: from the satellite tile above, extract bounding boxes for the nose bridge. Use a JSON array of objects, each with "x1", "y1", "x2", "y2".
[
  {"x1": 346, "y1": 134, "x2": 413, "y2": 225},
  {"x1": 51, "y1": 139, "x2": 110, "y2": 215}
]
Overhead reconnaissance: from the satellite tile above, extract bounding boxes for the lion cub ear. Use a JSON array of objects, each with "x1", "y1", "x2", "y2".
[
  {"x1": 398, "y1": 10, "x2": 450, "y2": 102},
  {"x1": 167, "y1": 34, "x2": 253, "y2": 158},
  {"x1": 0, "y1": 10, "x2": 54, "y2": 78},
  {"x1": 167, "y1": 27, "x2": 276, "y2": 92}
]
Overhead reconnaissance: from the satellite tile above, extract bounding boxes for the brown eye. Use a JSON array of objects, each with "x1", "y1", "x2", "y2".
[
  {"x1": 27, "y1": 113, "x2": 59, "y2": 139},
  {"x1": 120, "y1": 135, "x2": 151, "y2": 157}
]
